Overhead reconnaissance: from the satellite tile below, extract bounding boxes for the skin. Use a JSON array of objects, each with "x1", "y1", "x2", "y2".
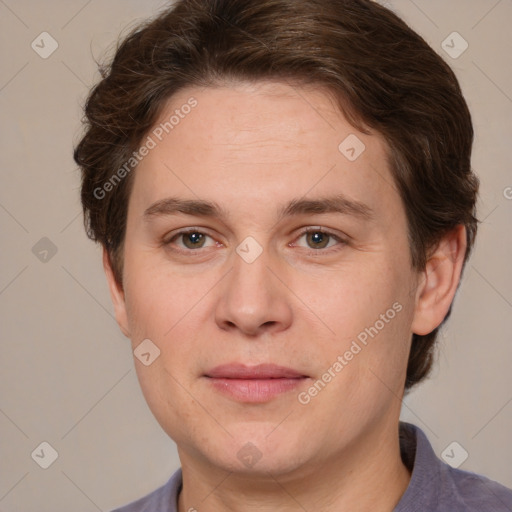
[{"x1": 104, "y1": 80, "x2": 467, "y2": 511}]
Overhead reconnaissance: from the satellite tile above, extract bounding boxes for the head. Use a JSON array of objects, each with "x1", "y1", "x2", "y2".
[{"x1": 74, "y1": 0, "x2": 478, "y2": 475}]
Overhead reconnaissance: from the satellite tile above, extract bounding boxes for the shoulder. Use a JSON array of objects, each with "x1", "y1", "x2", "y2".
[
  {"x1": 110, "y1": 469, "x2": 182, "y2": 512},
  {"x1": 441, "y1": 464, "x2": 512, "y2": 512},
  {"x1": 397, "y1": 422, "x2": 512, "y2": 512}
]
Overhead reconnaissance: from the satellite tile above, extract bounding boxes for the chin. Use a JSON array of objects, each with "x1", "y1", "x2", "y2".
[{"x1": 206, "y1": 424, "x2": 314, "y2": 476}]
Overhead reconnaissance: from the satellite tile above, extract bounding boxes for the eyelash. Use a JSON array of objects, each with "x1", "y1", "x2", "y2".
[{"x1": 162, "y1": 227, "x2": 347, "y2": 256}]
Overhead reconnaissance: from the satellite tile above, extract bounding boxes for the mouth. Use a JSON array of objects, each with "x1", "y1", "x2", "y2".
[{"x1": 204, "y1": 363, "x2": 309, "y2": 403}]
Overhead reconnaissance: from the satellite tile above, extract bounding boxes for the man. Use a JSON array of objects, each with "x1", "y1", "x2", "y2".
[{"x1": 74, "y1": 0, "x2": 512, "y2": 510}]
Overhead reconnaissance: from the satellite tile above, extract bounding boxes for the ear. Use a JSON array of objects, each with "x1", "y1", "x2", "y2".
[
  {"x1": 411, "y1": 225, "x2": 467, "y2": 336},
  {"x1": 103, "y1": 247, "x2": 131, "y2": 338}
]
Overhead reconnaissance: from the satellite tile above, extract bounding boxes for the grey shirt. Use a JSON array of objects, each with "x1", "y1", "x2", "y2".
[{"x1": 112, "y1": 422, "x2": 512, "y2": 512}]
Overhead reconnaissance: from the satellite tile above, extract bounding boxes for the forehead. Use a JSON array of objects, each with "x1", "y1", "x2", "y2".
[
  {"x1": 129, "y1": 81, "x2": 399, "y2": 222},
  {"x1": 154, "y1": 81, "x2": 360, "y2": 160}
]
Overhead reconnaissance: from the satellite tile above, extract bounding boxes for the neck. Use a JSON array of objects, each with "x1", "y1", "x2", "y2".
[{"x1": 177, "y1": 421, "x2": 411, "y2": 512}]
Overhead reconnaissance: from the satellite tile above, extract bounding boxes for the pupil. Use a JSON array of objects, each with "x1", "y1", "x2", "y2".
[
  {"x1": 309, "y1": 231, "x2": 328, "y2": 249},
  {"x1": 187, "y1": 232, "x2": 203, "y2": 246}
]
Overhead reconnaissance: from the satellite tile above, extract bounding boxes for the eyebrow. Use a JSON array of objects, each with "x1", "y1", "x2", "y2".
[{"x1": 143, "y1": 194, "x2": 374, "y2": 222}]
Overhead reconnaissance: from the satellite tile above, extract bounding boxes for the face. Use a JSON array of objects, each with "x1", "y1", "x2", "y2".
[{"x1": 107, "y1": 81, "x2": 427, "y2": 476}]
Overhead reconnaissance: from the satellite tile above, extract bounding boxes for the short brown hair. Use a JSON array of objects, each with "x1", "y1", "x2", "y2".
[{"x1": 74, "y1": 0, "x2": 479, "y2": 390}]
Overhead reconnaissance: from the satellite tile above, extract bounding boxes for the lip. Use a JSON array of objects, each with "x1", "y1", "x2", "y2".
[
  {"x1": 206, "y1": 363, "x2": 307, "y2": 379},
  {"x1": 204, "y1": 364, "x2": 309, "y2": 403}
]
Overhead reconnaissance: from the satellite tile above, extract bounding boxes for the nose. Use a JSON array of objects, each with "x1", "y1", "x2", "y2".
[{"x1": 214, "y1": 242, "x2": 293, "y2": 337}]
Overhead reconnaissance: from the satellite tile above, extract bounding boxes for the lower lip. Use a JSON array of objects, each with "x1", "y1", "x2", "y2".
[{"x1": 206, "y1": 377, "x2": 308, "y2": 403}]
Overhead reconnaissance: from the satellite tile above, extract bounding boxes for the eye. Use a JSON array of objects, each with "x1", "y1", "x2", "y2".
[
  {"x1": 162, "y1": 227, "x2": 346, "y2": 255},
  {"x1": 293, "y1": 228, "x2": 346, "y2": 252},
  {"x1": 164, "y1": 229, "x2": 217, "y2": 251}
]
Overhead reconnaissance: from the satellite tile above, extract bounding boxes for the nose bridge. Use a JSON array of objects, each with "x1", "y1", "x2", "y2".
[
  {"x1": 214, "y1": 237, "x2": 292, "y2": 335},
  {"x1": 229, "y1": 239, "x2": 276, "y2": 311},
  {"x1": 232, "y1": 240, "x2": 272, "y2": 294}
]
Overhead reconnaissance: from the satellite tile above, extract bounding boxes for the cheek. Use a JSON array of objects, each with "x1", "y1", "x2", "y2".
[
  {"x1": 304, "y1": 260, "x2": 410, "y2": 338},
  {"x1": 306, "y1": 260, "x2": 414, "y2": 393},
  {"x1": 122, "y1": 250, "x2": 193, "y2": 342},
  {"x1": 121, "y1": 256, "x2": 216, "y2": 387}
]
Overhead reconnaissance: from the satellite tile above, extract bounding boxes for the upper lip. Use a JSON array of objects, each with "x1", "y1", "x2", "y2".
[{"x1": 205, "y1": 363, "x2": 308, "y2": 379}]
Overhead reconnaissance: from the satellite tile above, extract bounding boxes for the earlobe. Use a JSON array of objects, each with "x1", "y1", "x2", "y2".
[
  {"x1": 411, "y1": 225, "x2": 467, "y2": 336},
  {"x1": 102, "y1": 247, "x2": 131, "y2": 338}
]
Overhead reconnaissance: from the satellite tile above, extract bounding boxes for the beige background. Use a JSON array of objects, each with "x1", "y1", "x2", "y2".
[{"x1": 0, "y1": 0, "x2": 511, "y2": 510}]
